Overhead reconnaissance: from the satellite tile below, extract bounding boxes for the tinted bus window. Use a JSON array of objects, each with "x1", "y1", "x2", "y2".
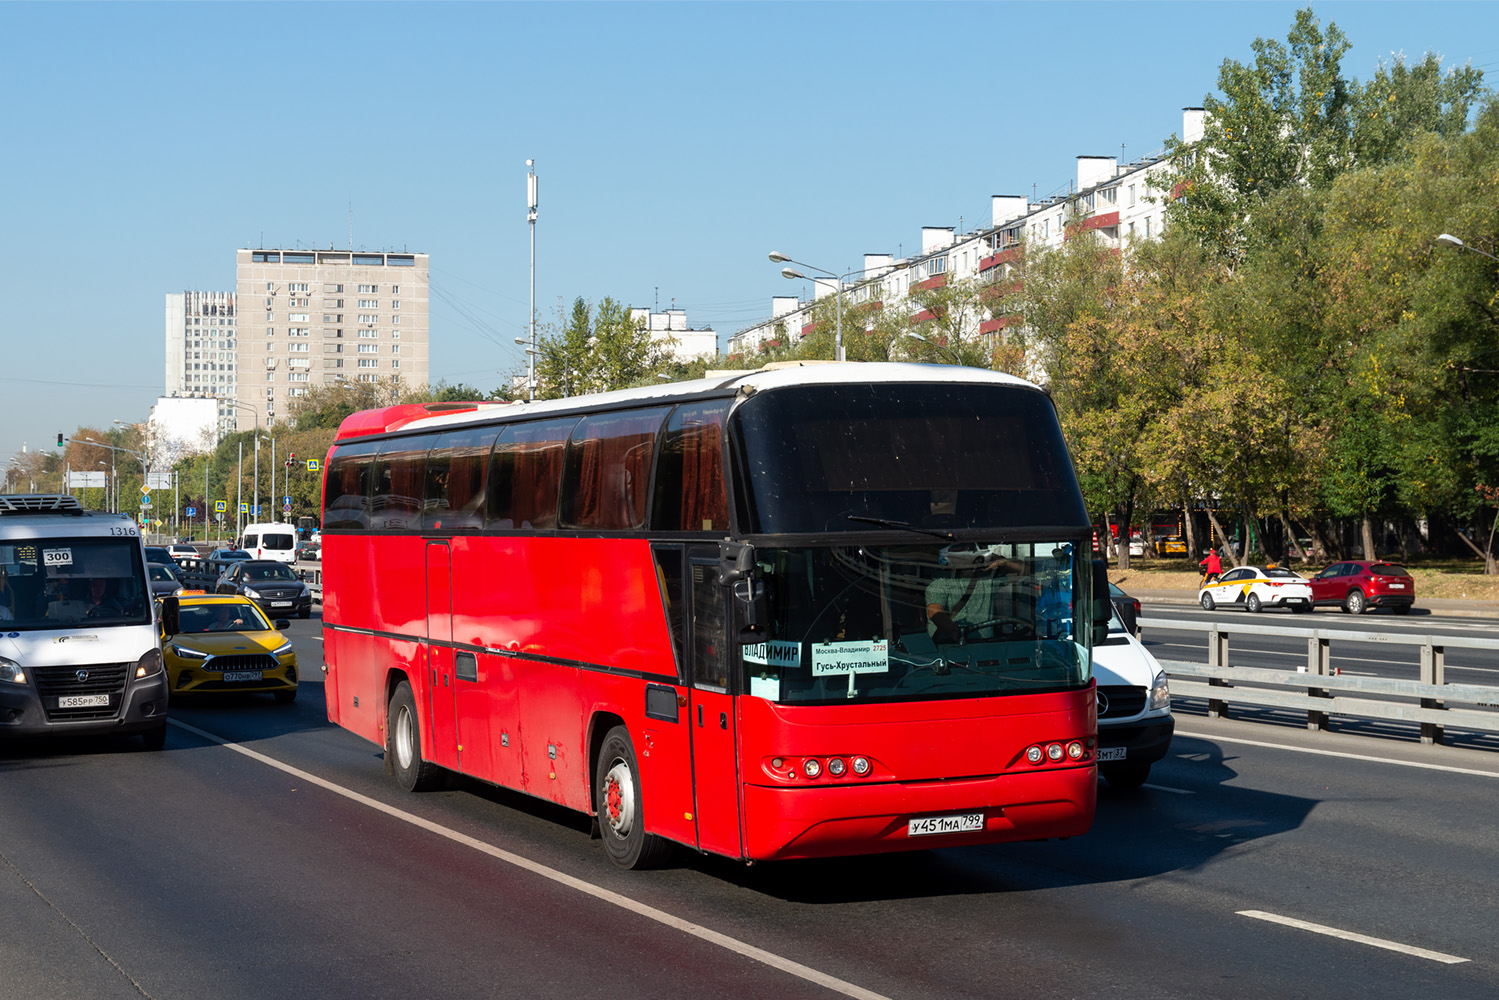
[
  {"x1": 730, "y1": 383, "x2": 1086, "y2": 534},
  {"x1": 561, "y1": 408, "x2": 669, "y2": 531},
  {"x1": 323, "y1": 440, "x2": 380, "y2": 529},
  {"x1": 371, "y1": 436, "x2": 433, "y2": 531},
  {"x1": 488, "y1": 418, "x2": 578, "y2": 530},
  {"x1": 652, "y1": 401, "x2": 729, "y2": 533},
  {"x1": 422, "y1": 427, "x2": 498, "y2": 530}
]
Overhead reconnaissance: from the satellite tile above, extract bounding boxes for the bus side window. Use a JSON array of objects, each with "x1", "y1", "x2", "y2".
[
  {"x1": 487, "y1": 418, "x2": 578, "y2": 530},
  {"x1": 323, "y1": 440, "x2": 380, "y2": 529},
  {"x1": 651, "y1": 401, "x2": 729, "y2": 533},
  {"x1": 423, "y1": 427, "x2": 497, "y2": 530},
  {"x1": 560, "y1": 408, "x2": 671, "y2": 531},
  {"x1": 652, "y1": 546, "x2": 685, "y2": 680},
  {"x1": 689, "y1": 561, "x2": 729, "y2": 691},
  {"x1": 371, "y1": 436, "x2": 434, "y2": 531}
]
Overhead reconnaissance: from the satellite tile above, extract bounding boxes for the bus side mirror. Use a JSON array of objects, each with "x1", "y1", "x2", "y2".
[
  {"x1": 719, "y1": 542, "x2": 767, "y2": 643},
  {"x1": 1090, "y1": 558, "x2": 1110, "y2": 647},
  {"x1": 160, "y1": 596, "x2": 181, "y2": 638}
]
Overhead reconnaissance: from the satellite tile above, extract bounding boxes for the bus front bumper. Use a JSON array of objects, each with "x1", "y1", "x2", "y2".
[{"x1": 741, "y1": 764, "x2": 1096, "y2": 861}]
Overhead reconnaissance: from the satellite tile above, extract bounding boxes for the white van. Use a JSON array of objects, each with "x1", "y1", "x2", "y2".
[
  {"x1": 240, "y1": 522, "x2": 297, "y2": 564},
  {"x1": 0, "y1": 495, "x2": 173, "y2": 749},
  {"x1": 1092, "y1": 604, "x2": 1174, "y2": 788}
]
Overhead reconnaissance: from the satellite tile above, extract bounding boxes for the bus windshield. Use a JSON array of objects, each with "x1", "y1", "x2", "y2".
[
  {"x1": 0, "y1": 538, "x2": 151, "y2": 631},
  {"x1": 743, "y1": 540, "x2": 1091, "y2": 705},
  {"x1": 730, "y1": 383, "x2": 1087, "y2": 535}
]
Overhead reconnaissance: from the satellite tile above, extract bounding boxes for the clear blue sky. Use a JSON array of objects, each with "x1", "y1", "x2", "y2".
[{"x1": 3, "y1": 1, "x2": 1496, "y2": 466}]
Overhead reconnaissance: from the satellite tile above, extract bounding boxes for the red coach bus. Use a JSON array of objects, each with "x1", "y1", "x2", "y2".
[{"x1": 320, "y1": 364, "x2": 1107, "y2": 868}]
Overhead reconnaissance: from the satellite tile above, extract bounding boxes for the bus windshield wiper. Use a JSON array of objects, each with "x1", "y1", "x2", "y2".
[{"x1": 845, "y1": 515, "x2": 954, "y2": 540}]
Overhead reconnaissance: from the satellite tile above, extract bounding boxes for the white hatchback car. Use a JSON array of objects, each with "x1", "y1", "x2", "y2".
[{"x1": 1198, "y1": 565, "x2": 1313, "y2": 613}]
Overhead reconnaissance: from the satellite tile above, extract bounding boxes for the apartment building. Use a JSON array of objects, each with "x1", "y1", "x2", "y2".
[
  {"x1": 164, "y1": 291, "x2": 239, "y2": 438},
  {"x1": 628, "y1": 307, "x2": 718, "y2": 361},
  {"x1": 729, "y1": 108, "x2": 1205, "y2": 357},
  {"x1": 234, "y1": 248, "x2": 429, "y2": 431}
]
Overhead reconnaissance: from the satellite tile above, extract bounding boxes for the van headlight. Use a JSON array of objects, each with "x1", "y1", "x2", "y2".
[
  {"x1": 0, "y1": 656, "x2": 26, "y2": 685},
  {"x1": 135, "y1": 648, "x2": 164, "y2": 679},
  {"x1": 1149, "y1": 670, "x2": 1170, "y2": 711}
]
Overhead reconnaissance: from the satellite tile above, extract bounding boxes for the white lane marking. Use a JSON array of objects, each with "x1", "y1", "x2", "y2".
[
  {"x1": 1140, "y1": 783, "x2": 1193, "y2": 795},
  {"x1": 166, "y1": 719, "x2": 891, "y2": 1000},
  {"x1": 1176, "y1": 730, "x2": 1499, "y2": 779},
  {"x1": 1237, "y1": 910, "x2": 1468, "y2": 964}
]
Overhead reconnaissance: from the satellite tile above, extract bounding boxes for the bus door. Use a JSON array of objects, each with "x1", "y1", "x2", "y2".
[
  {"x1": 687, "y1": 553, "x2": 743, "y2": 858},
  {"x1": 425, "y1": 541, "x2": 460, "y2": 770}
]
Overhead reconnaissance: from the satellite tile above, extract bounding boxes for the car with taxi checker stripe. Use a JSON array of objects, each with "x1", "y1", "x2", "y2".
[{"x1": 1198, "y1": 565, "x2": 1312, "y2": 613}]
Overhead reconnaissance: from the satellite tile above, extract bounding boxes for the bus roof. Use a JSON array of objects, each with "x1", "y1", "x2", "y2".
[{"x1": 332, "y1": 363, "x2": 1041, "y2": 443}]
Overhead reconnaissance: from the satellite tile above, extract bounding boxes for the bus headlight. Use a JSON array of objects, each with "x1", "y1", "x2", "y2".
[
  {"x1": 0, "y1": 656, "x2": 26, "y2": 685},
  {"x1": 135, "y1": 648, "x2": 163, "y2": 679},
  {"x1": 1150, "y1": 671, "x2": 1170, "y2": 711}
]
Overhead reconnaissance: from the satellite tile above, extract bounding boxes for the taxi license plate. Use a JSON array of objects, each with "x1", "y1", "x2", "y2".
[
  {"x1": 907, "y1": 812, "x2": 984, "y2": 837},
  {"x1": 58, "y1": 694, "x2": 110, "y2": 709},
  {"x1": 1097, "y1": 747, "x2": 1127, "y2": 761},
  {"x1": 223, "y1": 670, "x2": 263, "y2": 682}
]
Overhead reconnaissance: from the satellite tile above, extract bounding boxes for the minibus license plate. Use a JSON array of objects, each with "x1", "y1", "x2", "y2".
[
  {"x1": 58, "y1": 694, "x2": 109, "y2": 709},
  {"x1": 223, "y1": 670, "x2": 263, "y2": 682},
  {"x1": 908, "y1": 812, "x2": 984, "y2": 837},
  {"x1": 1097, "y1": 747, "x2": 1127, "y2": 761}
]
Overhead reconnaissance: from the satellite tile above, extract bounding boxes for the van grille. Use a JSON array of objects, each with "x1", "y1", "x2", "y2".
[
  {"x1": 32, "y1": 662, "x2": 129, "y2": 720},
  {"x1": 1097, "y1": 685, "x2": 1146, "y2": 719}
]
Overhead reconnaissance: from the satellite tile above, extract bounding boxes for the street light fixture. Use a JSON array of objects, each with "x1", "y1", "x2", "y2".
[
  {"x1": 1437, "y1": 233, "x2": 1499, "y2": 262},
  {"x1": 769, "y1": 251, "x2": 910, "y2": 363}
]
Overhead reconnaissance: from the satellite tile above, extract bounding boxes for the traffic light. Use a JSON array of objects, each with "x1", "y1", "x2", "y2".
[{"x1": 56, "y1": 432, "x2": 63, "y2": 448}]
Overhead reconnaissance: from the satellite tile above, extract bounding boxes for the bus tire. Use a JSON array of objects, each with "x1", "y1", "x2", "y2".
[
  {"x1": 389, "y1": 681, "x2": 442, "y2": 792},
  {"x1": 595, "y1": 725, "x2": 673, "y2": 870}
]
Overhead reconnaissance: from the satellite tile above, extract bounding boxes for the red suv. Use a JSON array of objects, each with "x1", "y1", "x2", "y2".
[{"x1": 1307, "y1": 561, "x2": 1415, "y2": 615}]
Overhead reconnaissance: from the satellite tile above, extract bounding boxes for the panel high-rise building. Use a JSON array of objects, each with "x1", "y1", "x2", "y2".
[
  {"x1": 234, "y1": 248, "x2": 430, "y2": 431},
  {"x1": 164, "y1": 291, "x2": 239, "y2": 438}
]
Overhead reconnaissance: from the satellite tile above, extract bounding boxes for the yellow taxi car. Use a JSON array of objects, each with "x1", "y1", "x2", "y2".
[{"x1": 159, "y1": 594, "x2": 299, "y2": 703}]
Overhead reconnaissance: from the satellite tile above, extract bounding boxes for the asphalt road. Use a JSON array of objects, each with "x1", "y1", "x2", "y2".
[{"x1": 4, "y1": 612, "x2": 1499, "y2": 1000}]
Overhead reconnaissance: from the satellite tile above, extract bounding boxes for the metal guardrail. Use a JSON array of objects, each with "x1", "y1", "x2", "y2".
[
  {"x1": 1138, "y1": 616, "x2": 1499, "y2": 746},
  {"x1": 298, "y1": 567, "x2": 322, "y2": 604}
]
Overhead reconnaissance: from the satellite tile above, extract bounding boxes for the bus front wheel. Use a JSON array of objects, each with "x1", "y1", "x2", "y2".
[
  {"x1": 595, "y1": 726, "x2": 674, "y2": 870},
  {"x1": 389, "y1": 681, "x2": 442, "y2": 792}
]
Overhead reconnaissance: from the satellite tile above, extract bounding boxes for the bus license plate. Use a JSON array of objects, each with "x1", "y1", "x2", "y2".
[
  {"x1": 223, "y1": 671, "x2": 263, "y2": 682},
  {"x1": 1097, "y1": 747, "x2": 1127, "y2": 761},
  {"x1": 908, "y1": 812, "x2": 984, "y2": 837},
  {"x1": 58, "y1": 694, "x2": 110, "y2": 709}
]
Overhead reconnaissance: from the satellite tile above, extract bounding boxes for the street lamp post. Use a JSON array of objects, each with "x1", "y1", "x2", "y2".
[
  {"x1": 1437, "y1": 232, "x2": 1499, "y2": 263},
  {"x1": 769, "y1": 252, "x2": 909, "y2": 363},
  {"x1": 228, "y1": 401, "x2": 261, "y2": 533}
]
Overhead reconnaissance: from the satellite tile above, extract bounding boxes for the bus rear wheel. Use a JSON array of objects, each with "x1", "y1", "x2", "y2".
[
  {"x1": 389, "y1": 681, "x2": 442, "y2": 792},
  {"x1": 595, "y1": 726, "x2": 674, "y2": 870}
]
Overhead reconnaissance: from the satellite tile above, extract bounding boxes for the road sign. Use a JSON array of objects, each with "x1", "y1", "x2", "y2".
[
  {"x1": 283, "y1": 495, "x2": 292, "y2": 505},
  {"x1": 307, "y1": 459, "x2": 321, "y2": 472},
  {"x1": 283, "y1": 504, "x2": 292, "y2": 513},
  {"x1": 239, "y1": 503, "x2": 248, "y2": 514},
  {"x1": 153, "y1": 519, "x2": 162, "y2": 528},
  {"x1": 185, "y1": 506, "x2": 197, "y2": 517},
  {"x1": 141, "y1": 497, "x2": 151, "y2": 508},
  {"x1": 215, "y1": 501, "x2": 227, "y2": 513},
  {"x1": 140, "y1": 484, "x2": 151, "y2": 498},
  {"x1": 252, "y1": 505, "x2": 261, "y2": 516}
]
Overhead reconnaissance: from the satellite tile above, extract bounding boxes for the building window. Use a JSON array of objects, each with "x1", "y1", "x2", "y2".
[
  {"x1": 324, "y1": 283, "x2": 343, "y2": 293},
  {"x1": 359, "y1": 315, "x2": 378, "y2": 324},
  {"x1": 1145, "y1": 217, "x2": 1152, "y2": 238},
  {"x1": 289, "y1": 387, "x2": 308, "y2": 397},
  {"x1": 358, "y1": 329, "x2": 378, "y2": 339},
  {"x1": 323, "y1": 314, "x2": 342, "y2": 323},
  {"x1": 290, "y1": 343, "x2": 309, "y2": 352},
  {"x1": 266, "y1": 372, "x2": 275, "y2": 382},
  {"x1": 391, "y1": 285, "x2": 399, "y2": 294},
  {"x1": 266, "y1": 328, "x2": 274, "y2": 337},
  {"x1": 266, "y1": 282, "x2": 273, "y2": 291},
  {"x1": 358, "y1": 284, "x2": 377, "y2": 294},
  {"x1": 358, "y1": 359, "x2": 378, "y2": 368},
  {"x1": 392, "y1": 315, "x2": 400, "y2": 325},
  {"x1": 289, "y1": 372, "x2": 310, "y2": 382},
  {"x1": 289, "y1": 313, "x2": 309, "y2": 322},
  {"x1": 358, "y1": 299, "x2": 377, "y2": 309},
  {"x1": 358, "y1": 344, "x2": 377, "y2": 354},
  {"x1": 392, "y1": 300, "x2": 399, "y2": 310},
  {"x1": 1101, "y1": 186, "x2": 1117, "y2": 206},
  {"x1": 392, "y1": 359, "x2": 400, "y2": 368},
  {"x1": 324, "y1": 299, "x2": 344, "y2": 308},
  {"x1": 358, "y1": 373, "x2": 378, "y2": 383},
  {"x1": 391, "y1": 345, "x2": 400, "y2": 354},
  {"x1": 1129, "y1": 184, "x2": 1136, "y2": 206}
]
